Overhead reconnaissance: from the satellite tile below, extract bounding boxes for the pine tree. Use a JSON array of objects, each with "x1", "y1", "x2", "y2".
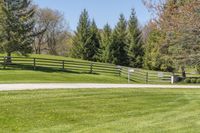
[
  {"x1": 0, "y1": 0, "x2": 3, "y2": 33},
  {"x1": 143, "y1": 28, "x2": 162, "y2": 70},
  {"x1": 87, "y1": 19, "x2": 101, "y2": 61},
  {"x1": 110, "y1": 14, "x2": 129, "y2": 66},
  {"x1": 71, "y1": 9, "x2": 91, "y2": 60},
  {"x1": 100, "y1": 23, "x2": 112, "y2": 63},
  {"x1": 0, "y1": 0, "x2": 3, "y2": 27},
  {"x1": 127, "y1": 9, "x2": 143, "y2": 68},
  {"x1": 0, "y1": 0, "x2": 5, "y2": 52},
  {"x1": 1, "y1": 0, "x2": 35, "y2": 58}
]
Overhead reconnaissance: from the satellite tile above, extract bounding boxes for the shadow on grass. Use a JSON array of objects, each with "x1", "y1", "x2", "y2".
[
  {"x1": 0, "y1": 64, "x2": 94, "y2": 75},
  {"x1": 0, "y1": 64, "x2": 112, "y2": 77}
]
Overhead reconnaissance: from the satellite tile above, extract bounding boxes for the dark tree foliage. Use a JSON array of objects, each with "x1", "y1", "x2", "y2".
[
  {"x1": 109, "y1": 14, "x2": 129, "y2": 66},
  {"x1": 87, "y1": 20, "x2": 101, "y2": 61},
  {"x1": 127, "y1": 9, "x2": 144, "y2": 68},
  {"x1": 0, "y1": 0, "x2": 4, "y2": 52},
  {"x1": 1, "y1": 0, "x2": 35, "y2": 57},
  {"x1": 100, "y1": 23, "x2": 112, "y2": 63},
  {"x1": 72, "y1": 9, "x2": 101, "y2": 61},
  {"x1": 71, "y1": 9, "x2": 91, "y2": 60}
]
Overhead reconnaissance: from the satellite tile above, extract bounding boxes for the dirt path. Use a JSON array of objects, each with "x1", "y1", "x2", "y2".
[{"x1": 0, "y1": 83, "x2": 199, "y2": 91}]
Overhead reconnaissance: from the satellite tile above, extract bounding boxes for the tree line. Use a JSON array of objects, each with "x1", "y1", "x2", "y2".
[
  {"x1": 0, "y1": 0, "x2": 199, "y2": 76},
  {"x1": 71, "y1": 9, "x2": 144, "y2": 67},
  {"x1": 0, "y1": 0, "x2": 143, "y2": 68}
]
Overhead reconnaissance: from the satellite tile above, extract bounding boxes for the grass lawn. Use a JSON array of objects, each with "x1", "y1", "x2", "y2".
[
  {"x1": 0, "y1": 54, "x2": 89, "y2": 62},
  {"x1": 0, "y1": 70, "x2": 127, "y2": 83},
  {"x1": 1, "y1": 88, "x2": 200, "y2": 133}
]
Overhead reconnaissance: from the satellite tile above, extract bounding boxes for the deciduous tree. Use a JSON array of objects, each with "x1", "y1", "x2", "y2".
[
  {"x1": 143, "y1": 0, "x2": 200, "y2": 77},
  {"x1": 33, "y1": 8, "x2": 70, "y2": 56}
]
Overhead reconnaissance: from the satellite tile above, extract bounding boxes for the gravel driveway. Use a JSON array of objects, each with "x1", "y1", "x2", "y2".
[{"x1": 0, "y1": 83, "x2": 199, "y2": 91}]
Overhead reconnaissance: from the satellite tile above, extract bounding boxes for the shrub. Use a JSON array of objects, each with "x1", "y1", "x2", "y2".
[
  {"x1": 197, "y1": 79, "x2": 200, "y2": 84},
  {"x1": 184, "y1": 78, "x2": 191, "y2": 83},
  {"x1": 191, "y1": 78, "x2": 197, "y2": 84}
]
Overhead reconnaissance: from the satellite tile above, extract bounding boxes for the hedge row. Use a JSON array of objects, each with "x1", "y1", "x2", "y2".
[{"x1": 184, "y1": 78, "x2": 200, "y2": 84}]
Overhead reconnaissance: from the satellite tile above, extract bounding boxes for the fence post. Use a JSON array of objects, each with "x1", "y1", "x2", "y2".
[
  {"x1": 90, "y1": 62, "x2": 93, "y2": 74},
  {"x1": 62, "y1": 60, "x2": 65, "y2": 71},
  {"x1": 146, "y1": 72, "x2": 149, "y2": 84},
  {"x1": 33, "y1": 58, "x2": 36, "y2": 70},
  {"x1": 117, "y1": 66, "x2": 122, "y2": 76},
  {"x1": 3, "y1": 57, "x2": 6, "y2": 69},
  {"x1": 128, "y1": 69, "x2": 130, "y2": 84},
  {"x1": 127, "y1": 68, "x2": 134, "y2": 83},
  {"x1": 119, "y1": 68, "x2": 121, "y2": 76}
]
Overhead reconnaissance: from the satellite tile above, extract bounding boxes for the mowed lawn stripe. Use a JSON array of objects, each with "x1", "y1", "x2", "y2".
[{"x1": 0, "y1": 89, "x2": 200, "y2": 133}]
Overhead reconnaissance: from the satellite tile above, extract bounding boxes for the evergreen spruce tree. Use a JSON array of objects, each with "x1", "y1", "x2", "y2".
[
  {"x1": 100, "y1": 23, "x2": 112, "y2": 63},
  {"x1": 110, "y1": 14, "x2": 129, "y2": 66},
  {"x1": 143, "y1": 28, "x2": 162, "y2": 70},
  {"x1": 127, "y1": 9, "x2": 144, "y2": 68},
  {"x1": 0, "y1": 0, "x2": 4, "y2": 52},
  {"x1": 0, "y1": 0, "x2": 3, "y2": 28},
  {"x1": 0, "y1": 0, "x2": 4, "y2": 43},
  {"x1": 87, "y1": 19, "x2": 101, "y2": 61},
  {"x1": 1, "y1": 0, "x2": 35, "y2": 58},
  {"x1": 71, "y1": 9, "x2": 91, "y2": 60}
]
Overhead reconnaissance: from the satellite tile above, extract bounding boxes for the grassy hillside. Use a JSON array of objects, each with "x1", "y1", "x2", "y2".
[
  {"x1": 0, "y1": 70, "x2": 128, "y2": 84},
  {"x1": 0, "y1": 54, "x2": 88, "y2": 62},
  {"x1": 0, "y1": 54, "x2": 199, "y2": 84},
  {"x1": 0, "y1": 54, "x2": 128, "y2": 83},
  {"x1": 1, "y1": 88, "x2": 200, "y2": 133},
  {"x1": 0, "y1": 54, "x2": 172, "y2": 84}
]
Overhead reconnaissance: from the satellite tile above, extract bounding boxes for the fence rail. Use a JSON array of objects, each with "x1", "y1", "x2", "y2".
[
  {"x1": 121, "y1": 67, "x2": 172, "y2": 84},
  {"x1": 0, "y1": 56, "x2": 174, "y2": 84},
  {"x1": 0, "y1": 56, "x2": 120, "y2": 75}
]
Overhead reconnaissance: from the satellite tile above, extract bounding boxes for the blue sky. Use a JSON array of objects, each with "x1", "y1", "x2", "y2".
[{"x1": 33, "y1": 0, "x2": 152, "y2": 31}]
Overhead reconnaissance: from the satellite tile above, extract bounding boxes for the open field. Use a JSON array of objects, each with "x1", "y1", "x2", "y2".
[{"x1": 1, "y1": 88, "x2": 200, "y2": 133}]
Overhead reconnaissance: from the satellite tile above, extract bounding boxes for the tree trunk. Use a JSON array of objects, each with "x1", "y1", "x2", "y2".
[
  {"x1": 37, "y1": 35, "x2": 43, "y2": 54},
  {"x1": 181, "y1": 66, "x2": 186, "y2": 78},
  {"x1": 6, "y1": 52, "x2": 12, "y2": 64}
]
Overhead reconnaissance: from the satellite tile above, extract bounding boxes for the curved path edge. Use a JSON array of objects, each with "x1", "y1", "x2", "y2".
[{"x1": 0, "y1": 83, "x2": 199, "y2": 91}]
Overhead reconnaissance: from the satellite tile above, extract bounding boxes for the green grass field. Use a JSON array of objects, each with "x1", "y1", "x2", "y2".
[
  {"x1": 1, "y1": 88, "x2": 200, "y2": 133},
  {"x1": 0, "y1": 70, "x2": 128, "y2": 83}
]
